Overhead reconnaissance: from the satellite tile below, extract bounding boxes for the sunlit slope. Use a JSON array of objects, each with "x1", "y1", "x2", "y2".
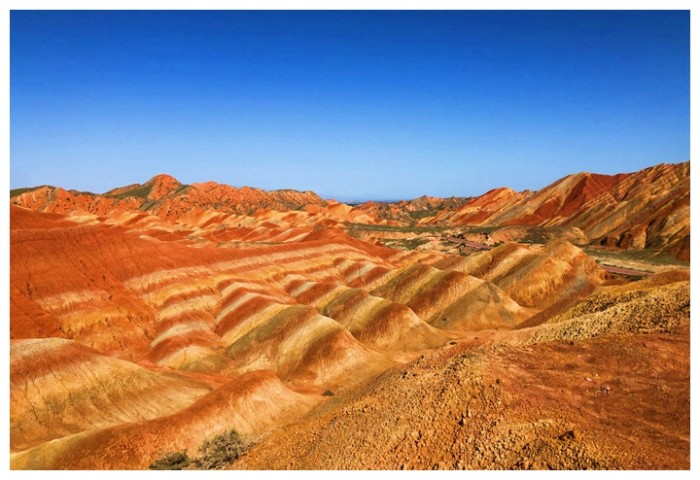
[
  {"x1": 286, "y1": 279, "x2": 450, "y2": 350},
  {"x1": 371, "y1": 263, "x2": 533, "y2": 330},
  {"x1": 10, "y1": 338, "x2": 211, "y2": 452},
  {"x1": 11, "y1": 173, "x2": 325, "y2": 217},
  {"x1": 428, "y1": 162, "x2": 689, "y2": 259},
  {"x1": 434, "y1": 241, "x2": 607, "y2": 312},
  {"x1": 11, "y1": 370, "x2": 320, "y2": 470},
  {"x1": 526, "y1": 270, "x2": 690, "y2": 343}
]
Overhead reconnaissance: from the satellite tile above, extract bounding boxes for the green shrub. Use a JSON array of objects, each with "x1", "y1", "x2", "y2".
[
  {"x1": 149, "y1": 451, "x2": 192, "y2": 470},
  {"x1": 196, "y1": 429, "x2": 249, "y2": 470}
]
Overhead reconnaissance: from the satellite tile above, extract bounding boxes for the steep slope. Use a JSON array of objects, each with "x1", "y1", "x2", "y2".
[
  {"x1": 428, "y1": 187, "x2": 525, "y2": 225},
  {"x1": 223, "y1": 304, "x2": 394, "y2": 388},
  {"x1": 429, "y1": 162, "x2": 690, "y2": 259},
  {"x1": 10, "y1": 338, "x2": 211, "y2": 452},
  {"x1": 8, "y1": 206, "x2": 418, "y2": 467},
  {"x1": 11, "y1": 161, "x2": 689, "y2": 258},
  {"x1": 9, "y1": 205, "x2": 401, "y2": 373}
]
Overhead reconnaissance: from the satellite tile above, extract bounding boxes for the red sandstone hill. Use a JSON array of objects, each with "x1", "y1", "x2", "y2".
[
  {"x1": 11, "y1": 173, "x2": 326, "y2": 219},
  {"x1": 355, "y1": 195, "x2": 471, "y2": 224},
  {"x1": 427, "y1": 161, "x2": 690, "y2": 260}
]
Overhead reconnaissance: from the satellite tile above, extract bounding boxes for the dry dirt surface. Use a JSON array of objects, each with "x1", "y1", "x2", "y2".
[{"x1": 235, "y1": 325, "x2": 689, "y2": 470}]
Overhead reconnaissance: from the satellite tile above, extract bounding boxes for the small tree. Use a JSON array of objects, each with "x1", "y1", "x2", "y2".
[{"x1": 196, "y1": 429, "x2": 249, "y2": 469}]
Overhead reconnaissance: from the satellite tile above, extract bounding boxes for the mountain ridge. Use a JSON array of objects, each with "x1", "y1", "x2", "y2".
[{"x1": 11, "y1": 160, "x2": 689, "y2": 259}]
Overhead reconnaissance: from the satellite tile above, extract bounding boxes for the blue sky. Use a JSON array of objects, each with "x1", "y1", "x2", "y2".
[{"x1": 10, "y1": 10, "x2": 689, "y2": 201}]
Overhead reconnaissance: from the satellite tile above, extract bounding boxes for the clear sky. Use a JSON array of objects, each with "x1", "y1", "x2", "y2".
[{"x1": 10, "y1": 10, "x2": 689, "y2": 201}]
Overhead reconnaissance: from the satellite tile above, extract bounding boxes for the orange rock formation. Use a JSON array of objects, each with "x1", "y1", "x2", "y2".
[{"x1": 9, "y1": 161, "x2": 689, "y2": 469}]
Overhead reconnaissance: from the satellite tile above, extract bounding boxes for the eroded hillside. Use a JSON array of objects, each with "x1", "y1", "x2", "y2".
[{"x1": 9, "y1": 163, "x2": 690, "y2": 470}]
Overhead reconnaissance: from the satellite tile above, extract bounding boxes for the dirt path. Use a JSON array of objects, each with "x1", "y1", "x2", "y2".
[
  {"x1": 446, "y1": 236, "x2": 492, "y2": 250},
  {"x1": 599, "y1": 264, "x2": 651, "y2": 277}
]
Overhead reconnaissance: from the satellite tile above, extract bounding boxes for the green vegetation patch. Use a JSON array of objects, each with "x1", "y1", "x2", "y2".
[
  {"x1": 517, "y1": 226, "x2": 554, "y2": 245},
  {"x1": 109, "y1": 183, "x2": 154, "y2": 199},
  {"x1": 149, "y1": 451, "x2": 192, "y2": 470},
  {"x1": 408, "y1": 209, "x2": 439, "y2": 220},
  {"x1": 464, "y1": 225, "x2": 502, "y2": 235},
  {"x1": 68, "y1": 189, "x2": 98, "y2": 196},
  {"x1": 584, "y1": 247, "x2": 689, "y2": 268},
  {"x1": 347, "y1": 223, "x2": 445, "y2": 234},
  {"x1": 173, "y1": 184, "x2": 190, "y2": 196},
  {"x1": 379, "y1": 237, "x2": 431, "y2": 251}
]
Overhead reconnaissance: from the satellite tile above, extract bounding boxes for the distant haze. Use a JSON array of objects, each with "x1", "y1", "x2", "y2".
[{"x1": 10, "y1": 11, "x2": 689, "y2": 200}]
